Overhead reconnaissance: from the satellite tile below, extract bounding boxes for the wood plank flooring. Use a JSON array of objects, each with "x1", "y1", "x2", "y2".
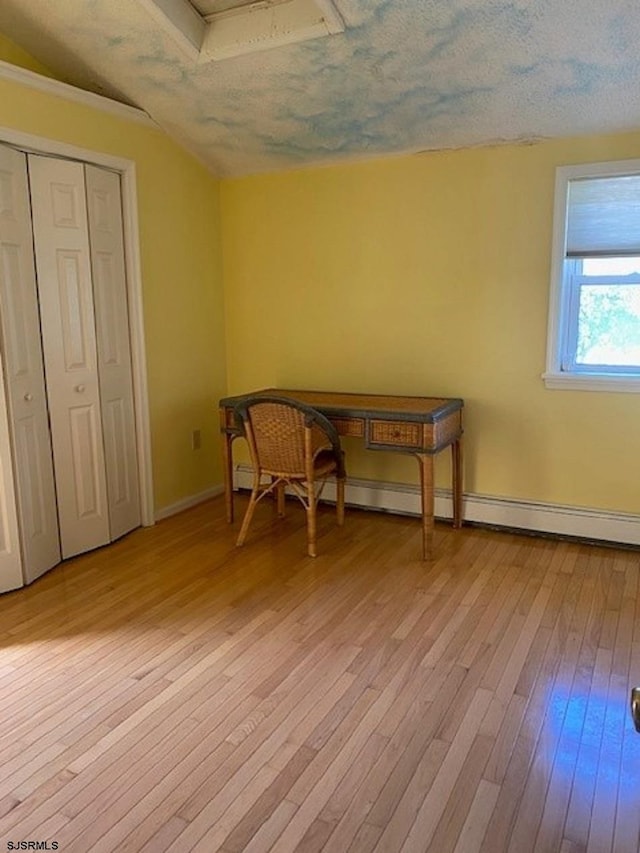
[{"x1": 0, "y1": 496, "x2": 639, "y2": 852}]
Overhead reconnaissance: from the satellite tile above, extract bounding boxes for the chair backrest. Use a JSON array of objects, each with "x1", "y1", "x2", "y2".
[{"x1": 234, "y1": 395, "x2": 343, "y2": 478}]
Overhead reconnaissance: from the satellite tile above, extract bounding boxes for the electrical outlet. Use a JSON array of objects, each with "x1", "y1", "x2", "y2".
[{"x1": 191, "y1": 429, "x2": 202, "y2": 451}]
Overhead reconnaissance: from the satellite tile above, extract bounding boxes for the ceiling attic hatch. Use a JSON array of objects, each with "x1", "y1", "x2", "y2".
[{"x1": 143, "y1": 0, "x2": 344, "y2": 61}]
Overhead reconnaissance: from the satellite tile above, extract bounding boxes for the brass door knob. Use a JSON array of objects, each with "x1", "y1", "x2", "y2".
[{"x1": 632, "y1": 687, "x2": 640, "y2": 733}]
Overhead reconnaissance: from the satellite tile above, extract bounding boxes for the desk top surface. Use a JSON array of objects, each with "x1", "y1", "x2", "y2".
[{"x1": 220, "y1": 388, "x2": 463, "y2": 423}]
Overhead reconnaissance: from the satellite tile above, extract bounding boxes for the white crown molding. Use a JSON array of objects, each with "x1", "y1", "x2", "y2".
[
  {"x1": 224, "y1": 465, "x2": 640, "y2": 547},
  {"x1": 0, "y1": 59, "x2": 157, "y2": 127}
]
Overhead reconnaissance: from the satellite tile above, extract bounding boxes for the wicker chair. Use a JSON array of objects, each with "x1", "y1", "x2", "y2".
[{"x1": 233, "y1": 395, "x2": 346, "y2": 557}]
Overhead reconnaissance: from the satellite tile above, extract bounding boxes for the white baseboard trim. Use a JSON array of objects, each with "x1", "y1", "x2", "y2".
[
  {"x1": 231, "y1": 464, "x2": 640, "y2": 547},
  {"x1": 155, "y1": 485, "x2": 225, "y2": 521}
]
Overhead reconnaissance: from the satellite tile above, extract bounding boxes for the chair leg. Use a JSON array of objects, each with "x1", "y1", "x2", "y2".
[
  {"x1": 276, "y1": 481, "x2": 286, "y2": 517},
  {"x1": 236, "y1": 489, "x2": 259, "y2": 547},
  {"x1": 336, "y1": 476, "x2": 345, "y2": 526},
  {"x1": 306, "y1": 484, "x2": 317, "y2": 557}
]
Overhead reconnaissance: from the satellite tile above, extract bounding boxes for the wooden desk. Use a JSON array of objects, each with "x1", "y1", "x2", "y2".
[{"x1": 219, "y1": 389, "x2": 464, "y2": 560}]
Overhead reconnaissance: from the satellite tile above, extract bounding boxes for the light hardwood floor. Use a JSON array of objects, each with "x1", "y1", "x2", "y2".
[{"x1": 0, "y1": 496, "x2": 639, "y2": 852}]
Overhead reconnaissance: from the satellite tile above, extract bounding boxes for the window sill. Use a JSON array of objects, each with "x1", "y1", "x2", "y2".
[{"x1": 542, "y1": 372, "x2": 640, "y2": 393}]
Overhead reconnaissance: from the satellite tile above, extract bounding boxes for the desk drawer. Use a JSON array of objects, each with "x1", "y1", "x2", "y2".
[
  {"x1": 369, "y1": 420, "x2": 421, "y2": 448},
  {"x1": 331, "y1": 417, "x2": 365, "y2": 438}
]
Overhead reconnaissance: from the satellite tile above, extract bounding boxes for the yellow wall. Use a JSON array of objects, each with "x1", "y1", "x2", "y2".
[
  {"x1": 221, "y1": 136, "x2": 640, "y2": 514},
  {"x1": 0, "y1": 48, "x2": 227, "y2": 512},
  {"x1": 3, "y1": 32, "x2": 639, "y2": 520}
]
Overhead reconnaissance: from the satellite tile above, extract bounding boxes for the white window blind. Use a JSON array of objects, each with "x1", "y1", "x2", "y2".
[{"x1": 566, "y1": 174, "x2": 640, "y2": 257}]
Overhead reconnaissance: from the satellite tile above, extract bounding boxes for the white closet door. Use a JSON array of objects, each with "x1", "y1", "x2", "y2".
[
  {"x1": 85, "y1": 164, "x2": 140, "y2": 540},
  {"x1": 29, "y1": 154, "x2": 110, "y2": 559},
  {"x1": 0, "y1": 145, "x2": 61, "y2": 583},
  {"x1": 0, "y1": 357, "x2": 22, "y2": 593}
]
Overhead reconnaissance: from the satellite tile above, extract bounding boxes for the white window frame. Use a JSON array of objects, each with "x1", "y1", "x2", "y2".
[{"x1": 543, "y1": 158, "x2": 640, "y2": 393}]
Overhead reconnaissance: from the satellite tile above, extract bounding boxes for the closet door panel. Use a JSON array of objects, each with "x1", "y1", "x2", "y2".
[
  {"x1": 29, "y1": 155, "x2": 110, "y2": 559},
  {"x1": 0, "y1": 145, "x2": 60, "y2": 583},
  {"x1": 0, "y1": 361, "x2": 22, "y2": 593},
  {"x1": 85, "y1": 165, "x2": 140, "y2": 539}
]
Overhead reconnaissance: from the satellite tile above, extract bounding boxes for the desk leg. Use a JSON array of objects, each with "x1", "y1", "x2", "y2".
[
  {"x1": 452, "y1": 436, "x2": 463, "y2": 529},
  {"x1": 222, "y1": 432, "x2": 235, "y2": 523},
  {"x1": 416, "y1": 453, "x2": 434, "y2": 561}
]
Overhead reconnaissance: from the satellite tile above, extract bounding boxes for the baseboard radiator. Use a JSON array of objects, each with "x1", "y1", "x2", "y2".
[{"x1": 156, "y1": 465, "x2": 640, "y2": 548}]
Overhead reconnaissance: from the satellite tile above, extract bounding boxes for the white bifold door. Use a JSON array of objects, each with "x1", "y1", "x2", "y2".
[
  {"x1": 0, "y1": 146, "x2": 140, "y2": 591},
  {"x1": 0, "y1": 145, "x2": 58, "y2": 586}
]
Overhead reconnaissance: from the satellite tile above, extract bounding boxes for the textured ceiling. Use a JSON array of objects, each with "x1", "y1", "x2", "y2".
[{"x1": 2, "y1": 0, "x2": 640, "y2": 177}]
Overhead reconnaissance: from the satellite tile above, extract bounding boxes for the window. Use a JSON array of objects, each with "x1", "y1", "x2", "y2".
[{"x1": 544, "y1": 160, "x2": 640, "y2": 391}]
